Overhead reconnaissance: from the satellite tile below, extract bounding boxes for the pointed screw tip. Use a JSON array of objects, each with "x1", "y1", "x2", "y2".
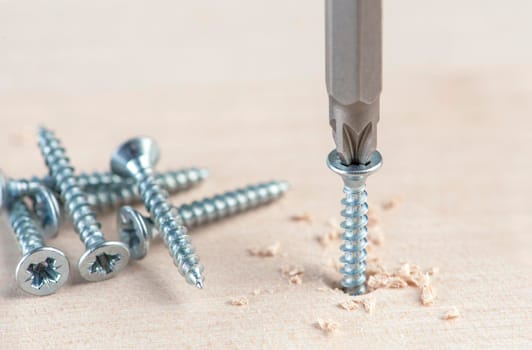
[{"x1": 195, "y1": 280, "x2": 204, "y2": 289}]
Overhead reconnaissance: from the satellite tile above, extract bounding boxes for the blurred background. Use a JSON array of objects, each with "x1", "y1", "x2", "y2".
[{"x1": 0, "y1": 1, "x2": 530, "y2": 348}]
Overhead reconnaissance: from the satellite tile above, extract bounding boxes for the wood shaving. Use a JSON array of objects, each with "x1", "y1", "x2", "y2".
[
  {"x1": 367, "y1": 274, "x2": 408, "y2": 290},
  {"x1": 442, "y1": 307, "x2": 460, "y2": 320},
  {"x1": 382, "y1": 197, "x2": 401, "y2": 210},
  {"x1": 361, "y1": 297, "x2": 376, "y2": 314},
  {"x1": 338, "y1": 300, "x2": 359, "y2": 311},
  {"x1": 397, "y1": 263, "x2": 424, "y2": 287},
  {"x1": 338, "y1": 298, "x2": 375, "y2": 314},
  {"x1": 290, "y1": 212, "x2": 314, "y2": 224},
  {"x1": 248, "y1": 242, "x2": 280, "y2": 257},
  {"x1": 420, "y1": 273, "x2": 436, "y2": 306},
  {"x1": 315, "y1": 319, "x2": 339, "y2": 335},
  {"x1": 252, "y1": 289, "x2": 262, "y2": 296},
  {"x1": 280, "y1": 265, "x2": 304, "y2": 284},
  {"x1": 289, "y1": 275, "x2": 303, "y2": 285},
  {"x1": 229, "y1": 296, "x2": 249, "y2": 306}
]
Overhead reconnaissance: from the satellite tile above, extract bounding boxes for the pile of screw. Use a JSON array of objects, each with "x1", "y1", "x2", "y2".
[{"x1": 1, "y1": 127, "x2": 289, "y2": 296}]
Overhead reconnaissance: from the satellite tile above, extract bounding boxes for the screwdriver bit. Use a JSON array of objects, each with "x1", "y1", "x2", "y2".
[{"x1": 326, "y1": 0, "x2": 381, "y2": 165}]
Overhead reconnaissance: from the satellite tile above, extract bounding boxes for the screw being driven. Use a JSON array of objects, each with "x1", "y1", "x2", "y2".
[
  {"x1": 111, "y1": 137, "x2": 204, "y2": 289},
  {"x1": 0, "y1": 172, "x2": 61, "y2": 238},
  {"x1": 327, "y1": 150, "x2": 382, "y2": 295},
  {"x1": 38, "y1": 127, "x2": 130, "y2": 282},
  {"x1": 117, "y1": 180, "x2": 289, "y2": 260},
  {"x1": 9, "y1": 199, "x2": 70, "y2": 296}
]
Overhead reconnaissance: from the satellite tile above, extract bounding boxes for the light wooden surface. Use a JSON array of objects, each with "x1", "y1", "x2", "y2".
[{"x1": 1, "y1": 1, "x2": 531, "y2": 348}]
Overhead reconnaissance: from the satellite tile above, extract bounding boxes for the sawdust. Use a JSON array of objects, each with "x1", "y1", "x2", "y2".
[
  {"x1": 382, "y1": 197, "x2": 401, "y2": 210},
  {"x1": 229, "y1": 296, "x2": 249, "y2": 306},
  {"x1": 290, "y1": 212, "x2": 314, "y2": 224},
  {"x1": 442, "y1": 307, "x2": 460, "y2": 320},
  {"x1": 420, "y1": 273, "x2": 436, "y2": 306},
  {"x1": 280, "y1": 265, "x2": 304, "y2": 284},
  {"x1": 338, "y1": 297, "x2": 376, "y2": 314},
  {"x1": 248, "y1": 242, "x2": 281, "y2": 257},
  {"x1": 289, "y1": 275, "x2": 303, "y2": 285},
  {"x1": 315, "y1": 319, "x2": 339, "y2": 335},
  {"x1": 396, "y1": 263, "x2": 424, "y2": 287},
  {"x1": 367, "y1": 275, "x2": 408, "y2": 290}
]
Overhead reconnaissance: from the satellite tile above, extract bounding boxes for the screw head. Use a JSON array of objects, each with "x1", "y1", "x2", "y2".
[
  {"x1": 78, "y1": 241, "x2": 130, "y2": 282},
  {"x1": 16, "y1": 247, "x2": 70, "y2": 296},
  {"x1": 118, "y1": 206, "x2": 151, "y2": 260},
  {"x1": 327, "y1": 150, "x2": 382, "y2": 188},
  {"x1": 32, "y1": 187, "x2": 62, "y2": 239},
  {"x1": 111, "y1": 137, "x2": 160, "y2": 178}
]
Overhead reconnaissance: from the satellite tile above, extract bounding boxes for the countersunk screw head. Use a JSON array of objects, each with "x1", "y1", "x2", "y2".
[
  {"x1": 32, "y1": 187, "x2": 61, "y2": 239},
  {"x1": 118, "y1": 206, "x2": 151, "y2": 260},
  {"x1": 111, "y1": 137, "x2": 160, "y2": 177},
  {"x1": 15, "y1": 247, "x2": 70, "y2": 296},
  {"x1": 0, "y1": 171, "x2": 62, "y2": 238},
  {"x1": 327, "y1": 150, "x2": 382, "y2": 187},
  {"x1": 78, "y1": 242, "x2": 130, "y2": 282}
]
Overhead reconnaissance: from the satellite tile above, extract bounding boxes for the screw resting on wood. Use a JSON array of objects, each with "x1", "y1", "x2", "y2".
[
  {"x1": 117, "y1": 180, "x2": 289, "y2": 260},
  {"x1": 38, "y1": 127, "x2": 129, "y2": 282},
  {"x1": 111, "y1": 137, "x2": 204, "y2": 289},
  {"x1": 9, "y1": 199, "x2": 70, "y2": 296}
]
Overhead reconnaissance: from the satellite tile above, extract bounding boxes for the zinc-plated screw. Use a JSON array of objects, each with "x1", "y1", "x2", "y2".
[
  {"x1": 111, "y1": 137, "x2": 204, "y2": 289},
  {"x1": 117, "y1": 180, "x2": 289, "y2": 260},
  {"x1": 9, "y1": 199, "x2": 70, "y2": 296},
  {"x1": 38, "y1": 127, "x2": 129, "y2": 282},
  {"x1": 0, "y1": 172, "x2": 61, "y2": 238},
  {"x1": 78, "y1": 168, "x2": 208, "y2": 212},
  {"x1": 327, "y1": 150, "x2": 382, "y2": 295},
  {"x1": 38, "y1": 167, "x2": 208, "y2": 200}
]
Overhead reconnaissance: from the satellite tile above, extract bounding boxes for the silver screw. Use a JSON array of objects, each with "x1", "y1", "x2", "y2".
[
  {"x1": 38, "y1": 167, "x2": 208, "y2": 198},
  {"x1": 38, "y1": 127, "x2": 129, "y2": 282},
  {"x1": 77, "y1": 168, "x2": 208, "y2": 212},
  {"x1": 0, "y1": 172, "x2": 61, "y2": 239},
  {"x1": 327, "y1": 150, "x2": 382, "y2": 295},
  {"x1": 9, "y1": 199, "x2": 70, "y2": 296},
  {"x1": 117, "y1": 180, "x2": 290, "y2": 260},
  {"x1": 111, "y1": 137, "x2": 204, "y2": 289}
]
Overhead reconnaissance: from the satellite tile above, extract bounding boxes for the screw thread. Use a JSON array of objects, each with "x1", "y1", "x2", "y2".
[
  {"x1": 339, "y1": 185, "x2": 369, "y2": 295},
  {"x1": 9, "y1": 200, "x2": 44, "y2": 255},
  {"x1": 81, "y1": 168, "x2": 207, "y2": 212},
  {"x1": 135, "y1": 167, "x2": 204, "y2": 288},
  {"x1": 38, "y1": 127, "x2": 105, "y2": 249},
  {"x1": 39, "y1": 168, "x2": 207, "y2": 195},
  {"x1": 177, "y1": 181, "x2": 289, "y2": 229}
]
